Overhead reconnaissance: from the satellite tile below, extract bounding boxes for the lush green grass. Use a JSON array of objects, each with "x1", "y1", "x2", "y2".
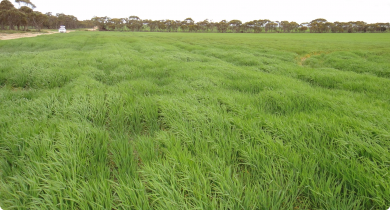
[{"x1": 0, "y1": 32, "x2": 389, "y2": 209}]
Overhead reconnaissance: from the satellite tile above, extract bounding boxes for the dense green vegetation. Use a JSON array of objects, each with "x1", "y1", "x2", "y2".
[{"x1": 0, "y1": 32, "x2": 390, "y2": 209}]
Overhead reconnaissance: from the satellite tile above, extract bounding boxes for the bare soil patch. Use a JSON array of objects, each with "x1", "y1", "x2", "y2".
[
  {"x1": 0, "y1": 30, "x2": 75, "y2": 40},
  {"x1": 87, "y1": 27, "x2": 99, "y2": 31}
]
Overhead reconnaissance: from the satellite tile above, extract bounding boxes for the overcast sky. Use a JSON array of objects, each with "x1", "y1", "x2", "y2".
[{"x1": 14, "y1": 0, "x2": 390, "y2": 23}]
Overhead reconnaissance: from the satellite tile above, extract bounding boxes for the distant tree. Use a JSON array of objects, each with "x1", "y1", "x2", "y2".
[
  {"x1": 175, "y1": 20, "x2": 182, "y2": 31},
  {"x1": 15, "y1": 0, "x2": 35, "y2": 9},
  {"x1": 145, "y1": 20, "x2": 159, "y2": 32},
  {"x1": 79, "y1": 15, "x2": 388, "y2": 34},
  {"x1": 163, "y1": 19, "x2": 181, "y2": 32},
  {"x1": 183, "y1": 17, "x2": 194, "y2": 25},
  {"x1": 3, "y1": 8, "x2": 20, "y2": 30},
  {"x1": 251, "y1": 20, "x2": 261, "y2": 33},
  {"x1": 78, "y1": 19, "x2": 94, "y2": 28},
  {"x1": 329, "y1": 22, "x2": 339, "y2": 33},
  {"x1": 179, "y1": 23, "x2": 187, "y2": 32},
  {"x1": 298, "y1": 26, "x2": 308, "y2": 33},
  {"x1": 31, "y1": 11, "x2": 47, "y2": 31},
  {"x1": 180, "y1": 18, "x2": 194, "y2": 32},
  {"x1": 228, "y1": 19, "x2": 242, "y2": 32},
  {"x1": 309, "y1": 18, "x2": 329, "y2": 33},
  {"x1": 157, "y1": 20, "x2": 166, "y2": 31},
  {"x1": 289, "y1": 21, "x2": 299, "y2": 32},
  {"x1": 188, "y1": 24, "x2": 198, "y2": 32},
  {"x1": 265, "y1": 22, "x2": 278, "y2": 32},
  {"x1": 275, "y1": 20, "x2": 280, "y2": 32},
  {"x1": 92, "y1": 16, "x2": 110, "y2": 31},
  {"x1": 216, "y1": 20, "x2": 228, "y2": 33},
  {"x1": 0, "y1": 0, "x2": 14, "y2": 11},
  {"x1": 43, "y1": 12, "x2": 56, "y2": 29},
  {"x1": 0, "y1": 0, "x2": 82, "y2": 31},
  {"x1": 126, "y1": 16, "x2": 142, "y2": 31},
  {"x1": 108, "y1": 18, "x2": 124, "y2": 30},
  {"x1": 243, "y1": 21, "x2": 254, "y2": 32},
  {"x1": 196, "y1": 19, "x2": 210, "y2": 32},
  {"x1": 341, "y1": 22, "x2": 352, "y2": 33},
  {"x1": 142, "y1": 19, "x2": 155, "y2": 32},
  {"x1": 357, "y1": 21, "x2": 367, "y2": 32},
  {"x1": 280, "y1": 21, "x2": 290, "y2": 32},
  {"x1": 56, "y1": 13, "x2": 66, "y2": 26},
  {"x1": 253, "y1": 19, "x2": 269, "y2": 32},
  {"x1": 164, "y1": 20, "x2": 175, "y2": 32},
  {"x1": 18, "y1": 5, "x2": 32, "y2": 30},
  {"x1": 206, "y1": 19, "x2": 215, "y2": 32},
  {"x1": 365, "y1": 23, "x2": 375, "y2": 32},
  {"x1": 376, "y1": 23, "x2": 389, "y2": 32},
  {"x1": 0, "y1": 0, "x2": 16, "y2": 29}
]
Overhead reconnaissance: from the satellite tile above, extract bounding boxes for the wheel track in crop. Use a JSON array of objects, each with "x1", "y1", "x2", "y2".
[{"x1": 298, "y1": 51, "x2": 333, "y2": 66}]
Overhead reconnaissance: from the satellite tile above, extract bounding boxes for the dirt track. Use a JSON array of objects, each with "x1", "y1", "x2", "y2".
[{"x1": 0, "y1": 30, "x2": 75, "y2": 40}]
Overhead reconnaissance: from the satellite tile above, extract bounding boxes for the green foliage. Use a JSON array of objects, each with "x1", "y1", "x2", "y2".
[
  {"x1": 0, "y1": 32, "x2": 390, "y2": 209},
  {"x1": 0, "y1": 0, "x2": 82, "y2": 31},
  {"x1": 15, "y1": 0, "x2": 36, "y2": 9}
]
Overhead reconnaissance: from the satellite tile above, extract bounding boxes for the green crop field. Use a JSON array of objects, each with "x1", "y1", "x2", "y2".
[{"x1": 0, "y1": 32, "x2": 389, "y2": 209}]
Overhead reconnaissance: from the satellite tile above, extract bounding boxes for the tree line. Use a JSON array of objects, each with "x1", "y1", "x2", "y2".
[
  {"x1": 0, "y1": 0, "x2": 91, "y2": 31},
  {"x1": 1, "y1": 0, "x2": 389, "y2": 33},
  {"x1": 92, "y1": 17, "x2": 389, "y2": 33}
]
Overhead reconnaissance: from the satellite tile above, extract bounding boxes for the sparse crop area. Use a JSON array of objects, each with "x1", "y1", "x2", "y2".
[{"x1": 0, "y1": 32, "x2": 390, "y2": 209}]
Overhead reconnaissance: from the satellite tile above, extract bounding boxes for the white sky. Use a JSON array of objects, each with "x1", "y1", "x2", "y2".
[{"x1": 13, "y1": 0, "x2": 390, "y2": 23}]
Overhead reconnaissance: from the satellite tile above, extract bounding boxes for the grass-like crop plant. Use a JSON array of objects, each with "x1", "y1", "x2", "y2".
[{"x1": 0, "y1": 32, "x2": 390, "y2": 209}]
